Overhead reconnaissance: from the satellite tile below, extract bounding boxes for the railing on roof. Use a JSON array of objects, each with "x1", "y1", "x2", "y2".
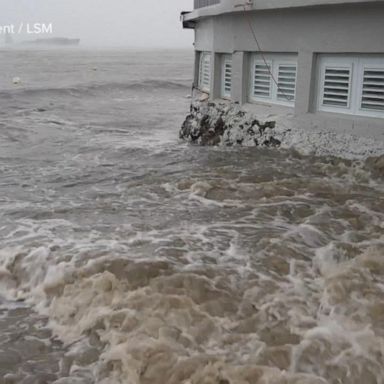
[{"x1": 194, "y1": 0, "x2": 221, "y2": 9}]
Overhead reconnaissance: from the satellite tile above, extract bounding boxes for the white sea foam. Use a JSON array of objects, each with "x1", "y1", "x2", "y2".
[{"x1": 1, "y1": 50, "x2": 384, "y2": 383}]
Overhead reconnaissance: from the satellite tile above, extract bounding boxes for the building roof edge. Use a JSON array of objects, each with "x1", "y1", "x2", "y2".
[{"x1": 182, "y1": 0, "x2": 383, "y2": 23}]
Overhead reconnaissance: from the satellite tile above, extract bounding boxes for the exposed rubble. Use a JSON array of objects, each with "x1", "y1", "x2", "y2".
[
  {"x1": 180, "y1": 100, "x2": 281, "y2": 148},
  {"x1": 180, "y1": 99, "x2": 384, "y2": 161}
]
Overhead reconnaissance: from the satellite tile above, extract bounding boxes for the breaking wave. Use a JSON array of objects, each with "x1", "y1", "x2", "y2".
[
  {"x1": 1, "y1": 152, "x2": 384, "y2": 384},
  {"x1": 1, "y1": 49, "x2": 383, "y2": 384}
]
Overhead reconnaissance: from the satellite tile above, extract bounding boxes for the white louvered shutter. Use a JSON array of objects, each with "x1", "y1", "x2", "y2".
[
  {"x1": 277, "y1": 64, "x2": 297, "y2": 103},
  {"x1": 253, "y1": 61, "x2": 272, "y2": 99},
  {"x1": 322, "y1": 66, "x2": 352, "y2": 108},
  {"x1": 199, "y1": 53, "x2": 211, "y2": 92},
  {"x1": 361, "y1": 67, "x2": 384, "y2": 112},
  {"x1": 222, "y1": 56, "x2": 232, "y2": 98}
]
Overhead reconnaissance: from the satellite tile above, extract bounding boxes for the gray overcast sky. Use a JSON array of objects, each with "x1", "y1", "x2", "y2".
[{"x1": 0, "y1": 0, "x2": 194, "y2": 47}]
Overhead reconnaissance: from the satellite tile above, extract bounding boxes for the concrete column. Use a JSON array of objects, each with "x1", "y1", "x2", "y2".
[
  {"x1": 210, "y1": 52, "x2": 222, "y2": 100},
  {"x1": 193, "y1": 51, "x2": 200, "y2": 88},
  {"x1": 231, "y1": 51, "x2": 248, "y2": 104},
  {"x1": 295, "y1": 50, "x2": 316, "y2": 115}
]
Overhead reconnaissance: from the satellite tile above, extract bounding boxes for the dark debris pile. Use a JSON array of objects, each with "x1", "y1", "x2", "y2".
[{"x1": 180, "y1": 100, "x2": 283, "y2": 147}]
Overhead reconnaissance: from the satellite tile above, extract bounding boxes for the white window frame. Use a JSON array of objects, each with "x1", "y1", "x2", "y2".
[
  {"x1": 221, "y1": 54, "x2": 232, "y2": 99},
  {"x1": 199, "y1": 52, "x2": 211, "y2": 93},
  {"x1": 318, "y1": 56, "x2": 354, "y2": 114},
  {"x1": 276, "y1": 62, "x2": 298, "y2": 104},
  {"x1": 357, "y1": 57, "x2": 384, "y2": 118},
  {"x1": 252, "y1": 59, "x2": 273, "y2": 100},
  {"x1": 317, "y1": 55, "x2": 384, "y2": 119},
  {"x1": 249, "y1": 54, "x2": 298, "y2": 107}
]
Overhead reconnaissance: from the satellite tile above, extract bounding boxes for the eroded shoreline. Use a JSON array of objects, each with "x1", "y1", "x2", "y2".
[{"x1": 180, "y1": 99, "x2": 384, "y2": 163}]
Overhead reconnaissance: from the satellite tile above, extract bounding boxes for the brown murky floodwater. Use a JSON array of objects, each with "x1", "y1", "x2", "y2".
[{"x1": 0, "y1": 49, "x2": 383, "y2": 384}]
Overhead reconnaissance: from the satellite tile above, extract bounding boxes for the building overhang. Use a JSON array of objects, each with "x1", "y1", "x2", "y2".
[
  {"x1": 181, "y1": 0, "x2": 383, "y2": 25},
  {"x1": 181, "y1": 12, "x2": 196, "y2": 29}
]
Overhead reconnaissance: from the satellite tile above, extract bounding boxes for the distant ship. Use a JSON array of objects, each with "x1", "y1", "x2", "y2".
[{"x1": 23, "y1": 38, "x2": 80, "y2": 46}]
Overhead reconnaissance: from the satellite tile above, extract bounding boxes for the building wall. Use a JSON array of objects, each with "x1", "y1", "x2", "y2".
[
  {"x1": 195, "y1": 18, "x2": 214, "y2": 51},
  {"x1": 195, "y1": 2, "x2": 384, "y2": 53},
  {"x1": 193, "y1": 2, "x2": 384, "y2": 135}
]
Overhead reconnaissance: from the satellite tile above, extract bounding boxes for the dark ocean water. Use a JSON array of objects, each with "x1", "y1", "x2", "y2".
[{"x1": 0, "y1": 49, "x2": 383, "y2": 384}]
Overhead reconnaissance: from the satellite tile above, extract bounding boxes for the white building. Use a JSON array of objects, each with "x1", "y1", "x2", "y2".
[{"x1": 182, "y1": 0, "x2": 384, "y2": 138}]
